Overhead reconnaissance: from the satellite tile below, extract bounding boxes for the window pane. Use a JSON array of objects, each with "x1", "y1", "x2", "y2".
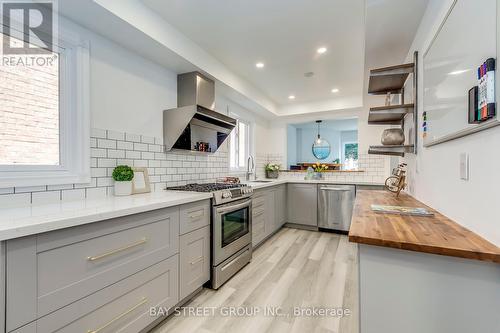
[
  {"x1": 229, "y1": 124, "x2": 237, "y2": 168},
  {"x1": 0, "y1": 33, "x2": 60, "y2": 165},
  {"x1": 238, "y1": 122, "x2": 246, "y2": 167}
]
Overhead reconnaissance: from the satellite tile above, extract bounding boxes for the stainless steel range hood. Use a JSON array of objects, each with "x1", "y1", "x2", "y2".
[{"x1": 163, "y1": 72, "x2": 236, "y2": 153}]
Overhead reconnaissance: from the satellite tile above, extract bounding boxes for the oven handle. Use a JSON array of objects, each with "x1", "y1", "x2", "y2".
[{"x1": 215, "y1": 198, "x2": 252, "y2": 214}]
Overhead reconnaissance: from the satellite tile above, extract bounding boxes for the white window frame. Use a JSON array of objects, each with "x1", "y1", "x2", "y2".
[
  {"x1": 0, "y1": 23, "x2": 90, "y2": 187},
  {"x1": 229, "y1": 116, "x2": 253, "y2": 172},
  {"x1": 342, "y1": 141, "x2": 359, "y2": 169}
]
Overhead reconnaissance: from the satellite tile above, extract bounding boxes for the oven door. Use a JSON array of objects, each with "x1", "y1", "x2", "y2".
[{"x1": 213, "y1": 198, "x2": 252, "y2": 266}]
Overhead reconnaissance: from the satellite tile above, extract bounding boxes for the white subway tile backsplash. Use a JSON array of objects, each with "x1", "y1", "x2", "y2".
[
  {"x1": 133, "y1": 143, "x2": 148, "y2": 151},
  {"x1": 62, "y1": 189, "x2": 86, "y2": 201},
  {"x1": 86, "y1": 187, "x2": 107, "y2": 200},
  {"x1": 107, "y1": 130, "x2": 125, "y2": 141},
  {"x1": 97, "y1": 177, "x2": 113, "y2": 187},
  {"x1": 91, "y1": 128, "x2": 107, "y2": 139},
  {"x1": 117, "y1": 141, "x2": 134, "y2": 150},
  {"x1": 32, "y1": 191, "x2": 61, "y2": 205},
  {"x1": 97, "y1": 159, "x2": 117, "y2": 168},
  {"x1": 0, "y1": 193, "x2": 31, "y2": 207},
  {"x1": 91, "y1": 148, "x2": 107, "y2": 158},
  {"x1": 97, "y1": 139, "x2": 117, "y2": 149},
  {"x1": 141, "y1": 135, "x2": 155, "y2": 144},
  {"x1": 15, "y1": 186, "x2": 46, "y2": 193},
  {"x1": 125, "y1": 133, "x2": 141, "y2": 142},
  {"x1": 125, "y1": 151, "x2": 141, "y2": 159},
  {"x1": 107, "y1": 150, "x2": 125, "y2": 158}
]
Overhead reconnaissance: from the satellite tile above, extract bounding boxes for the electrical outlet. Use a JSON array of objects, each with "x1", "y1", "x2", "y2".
[{"x1": 460, "y1": 153, "x2": 469, "y2": 180}]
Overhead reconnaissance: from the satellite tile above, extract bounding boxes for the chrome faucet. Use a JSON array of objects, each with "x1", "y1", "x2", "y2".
[{"x1": 246, "y1": 155, "x2": 255, "y2": 181}]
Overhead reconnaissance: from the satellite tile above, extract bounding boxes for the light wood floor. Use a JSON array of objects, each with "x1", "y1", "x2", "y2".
[{"x1": 151, "y1": 227, "x2": 359, "y2": 333}]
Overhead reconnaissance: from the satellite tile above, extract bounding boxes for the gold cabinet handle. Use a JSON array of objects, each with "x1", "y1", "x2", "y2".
[
  {"x1": 189, "y1": 210, "x2": 204, "y2": 219},
  {"x1": 190, "y1": 256, "x2": 204, "y2": 265},
  {"x1": 87, "y1": 238, "x2": 147, "y2": 262},
  {"x1": 87, "y1": 297, "x2": 147, "y2": 333}
]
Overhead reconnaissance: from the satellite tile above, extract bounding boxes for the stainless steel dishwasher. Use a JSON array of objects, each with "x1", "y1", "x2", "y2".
[{"x1": 318, "y1": 185, "x2": 356, "y2": 233}]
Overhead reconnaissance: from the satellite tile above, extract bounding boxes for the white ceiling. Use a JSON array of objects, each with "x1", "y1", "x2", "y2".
[
  {"x1": 142, "y1": 0, "x2": 366, "y2": 108},
  {"x1": 291, "y1": 118, "x2": 358, "y2": 131}
]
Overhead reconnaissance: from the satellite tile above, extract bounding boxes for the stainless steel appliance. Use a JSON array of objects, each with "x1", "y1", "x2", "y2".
[
  {"x1": 163, "y1": 72, "x2": 237, "y2": 153},
  {"x1": 318, "y1": 185, "x2": 356, "y2": 233},
  {"x1": 166, "y1": 183, "x2": 253, "y2": 289}
]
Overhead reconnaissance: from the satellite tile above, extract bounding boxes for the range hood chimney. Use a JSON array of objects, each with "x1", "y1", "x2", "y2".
[{"x1": 163, "y1": 72, "x2": 236, "y2": 153}]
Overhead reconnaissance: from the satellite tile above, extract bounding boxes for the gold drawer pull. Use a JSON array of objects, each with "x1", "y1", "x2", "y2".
[
  {"x1": 87, "y1": 238, "x2": 147, "y2": 262},
  {"x1": 189, "y1": 210, "x2": 204, "y2": 219},
  {"x1": 190, "y1": 256, "x2": 204, "y2": 265},
  {"x1": 87, "y1": 297, "x2": 147, "y2": 333}
]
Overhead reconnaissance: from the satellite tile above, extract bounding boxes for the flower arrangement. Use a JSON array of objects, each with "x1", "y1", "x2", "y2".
[
  {"x1": 265, "y1": 163, "x2": 281, "y2": 171},
  {"x1": 312, "y1": 162, "x2": 329, "y2": 172},
  {"x1": 265, "y1": 163, "x2": 281, "y2": 179},
  {"x1": 112, "y1": 165, "x2": 134, "y2": 181}
]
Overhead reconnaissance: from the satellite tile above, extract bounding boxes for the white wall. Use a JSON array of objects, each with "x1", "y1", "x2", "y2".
[
  {"x1": 60, "y1": 16, "x2": 178, "y2": 138},
  {"x1": 403, "y1": 0, "x2": 500, "y2": 246}
]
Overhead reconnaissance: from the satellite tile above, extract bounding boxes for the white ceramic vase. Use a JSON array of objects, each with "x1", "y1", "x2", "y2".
[{"x1": 114, "y1": 181, "x2": 133, "y2": 196}]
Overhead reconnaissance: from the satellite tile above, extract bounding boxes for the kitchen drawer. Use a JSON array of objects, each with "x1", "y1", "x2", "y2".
[
  {"x1": 36, "y1": 255, "x2": 178, "y2": 333},
  {"x1": 179, "y1": 226, "x2": 210, "y2": 300},
  {"x1": 252, "y1": 195, "x2": 266, "y2": 210},
  {"x1": 179, "y1": 200, "x2": 210, "y2": 235},
  {"x1": 6, "y1": 207, "x2": 179, "y2": 331}
]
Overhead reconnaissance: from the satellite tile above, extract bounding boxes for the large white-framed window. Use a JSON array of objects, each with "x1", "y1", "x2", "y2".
[
  {"x1": 229, "y1": 118, "x2": 251, "y2": 171},
  {"x1": 0, "y1": 24, "x2": 90, "y2": 187}
]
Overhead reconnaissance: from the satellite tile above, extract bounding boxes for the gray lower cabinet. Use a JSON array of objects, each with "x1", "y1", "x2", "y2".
[
  {"x1": 252, "y1": 185, "x2": 287, "y2": 247},
  {"x1": 5, "y1": 199, "x2": 210, "y2": 333},
  {"x1": 275, "y1": 185, "x2": 287, "y2": 228},
  {"x1": 179, "y1": 226, "x2": 210, "y2": 300},
  {"x1": 287, "y1": 183, "x2": 318, "y2": 226},
  {"x1": 0, "y1": 242, "x2": 5, "y2": 333}
]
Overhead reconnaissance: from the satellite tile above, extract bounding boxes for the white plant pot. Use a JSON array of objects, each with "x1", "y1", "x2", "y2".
[{"x1": 114, "y1": 181, "x2": 133, "y2": 196}]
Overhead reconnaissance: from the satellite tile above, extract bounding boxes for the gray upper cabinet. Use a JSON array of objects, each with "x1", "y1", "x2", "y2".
[
  {"x1": 179, "y1": 226, "x2": 210, "y2": 300},
  {"x1": 287, "y1": 183, "x2": 318, "y2": 226}
]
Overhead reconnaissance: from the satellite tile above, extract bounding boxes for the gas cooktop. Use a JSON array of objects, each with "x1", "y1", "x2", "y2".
[
  {"x1": 167, "y1": 183, "x2": 252, "y2": 205},
  {"x1": 167, "y1": 183, "x2": 243, "y2": 192}
]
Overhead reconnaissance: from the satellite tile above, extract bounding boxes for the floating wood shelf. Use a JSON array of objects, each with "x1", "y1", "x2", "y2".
[
  {"x1": 368, "y1": 104, "x2": 414, "y2": 125},
  {"x1": 368, "y1": 63, "x2": 414, "y2": 95},
  {"x1": 368, "y1": 145, "x2": 415, "y2": 157}
]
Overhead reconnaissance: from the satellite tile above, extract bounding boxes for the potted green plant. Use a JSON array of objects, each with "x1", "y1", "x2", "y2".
[
  {"x1": 265, "y1": 163, "x2": 281, "y2": 179},
  {"x1": 112, "y1": 165, "x2": 134, "y2": 196},
  {"x1": 312, "y1": 162, "x2": 328, "y2": 180}
]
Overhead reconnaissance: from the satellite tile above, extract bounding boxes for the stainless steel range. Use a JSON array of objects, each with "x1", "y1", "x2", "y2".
[{"x1": 167, "y1": 183, "x2": 253, "y2": 289}]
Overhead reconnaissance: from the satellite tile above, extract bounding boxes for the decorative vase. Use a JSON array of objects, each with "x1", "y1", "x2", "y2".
[
  {"x1": 114, "y1": 181, "x2": 133, "y2": 196},
  {"x1": 312, "y1": 172, "x2": 323, "y2": 180},
  {"x1": 266, "y1": 170, "x2": 279, "y2": 179},
  {"x1": 381, "y1": 128, "x2": 405, "y2": 145}
]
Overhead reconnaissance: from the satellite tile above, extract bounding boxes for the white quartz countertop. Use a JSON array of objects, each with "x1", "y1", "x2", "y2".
[
  {"x1": 0, "y1": 191, "x2": 212, "y2": 241},
  {"x1": 0, "y1": 179, "x2": 383, "y2": 242},
  {"x1": 241, "y1": 178, "x2": 385, "y2": 190}
]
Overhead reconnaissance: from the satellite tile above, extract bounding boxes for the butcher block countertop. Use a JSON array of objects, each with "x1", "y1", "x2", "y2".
[{"x1": 349, "y1": 190, "x2": 500, "y2": 263}]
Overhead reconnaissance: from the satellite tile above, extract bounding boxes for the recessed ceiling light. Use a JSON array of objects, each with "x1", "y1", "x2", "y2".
[
  {"x1": 331, "y1": 88, "x2": 339, "y2": 93},
  {"x1": 288, "y1": 95, "x2": 296, "y2": 100},
  {"x1": 317, "y1": 47, "x2": 327, "y2": 54},
  {"x1": 255, "y1": 62, "x2": 264, "y2": 68}
]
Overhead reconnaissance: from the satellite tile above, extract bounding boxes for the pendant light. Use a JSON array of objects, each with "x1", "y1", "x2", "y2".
[{"x1": 312, "y1": 120, "x2": 331, "y2": 160}]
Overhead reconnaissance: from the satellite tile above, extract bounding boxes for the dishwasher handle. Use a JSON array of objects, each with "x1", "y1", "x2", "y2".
[{"x1": 319, "y1": 187, "x2": 352, "y2": 192}]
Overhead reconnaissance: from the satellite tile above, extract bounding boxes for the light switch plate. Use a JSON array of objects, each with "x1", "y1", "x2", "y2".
[{"x1": 460, "y1": 153, "x2": 469, "y2": 180}]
